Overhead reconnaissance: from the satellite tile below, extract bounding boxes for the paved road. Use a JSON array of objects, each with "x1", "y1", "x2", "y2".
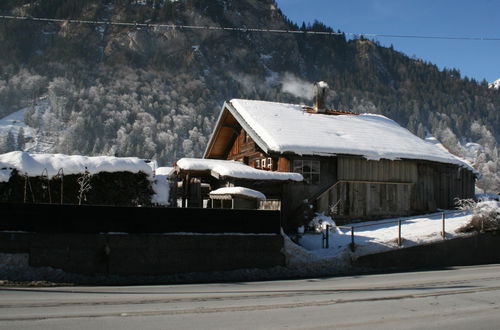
[{"x1": 1, "y1": 264, "x2": 500, "y2": 329}]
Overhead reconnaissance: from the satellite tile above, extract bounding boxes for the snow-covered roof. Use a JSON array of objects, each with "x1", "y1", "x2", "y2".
[
  {"x1": 209, "y1": 187, "x2": 266, "y2": 200},
  {"x1": 0, "y1": 169, "x2": 12, "y2": 183},
  {"x1": 176, "y1": 158, "x2": 303, "y2": 181},
  {"x1": 424, "y1": 136, "x2": 476, "y2": 173},
  {"x1": 223, "y1": 99, "x2": 474, "y2": 169},
  {"x1": 155, "y1": 166, "x2": 174, "y2": 176},
  {"x1": 0, "y1": 151, "x2": 153, "y2": 182}
]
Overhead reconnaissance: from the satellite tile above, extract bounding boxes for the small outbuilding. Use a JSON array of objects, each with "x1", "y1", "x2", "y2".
[
  {"x1": 209, "y1": 186, "x2": 266, "y2": 210},
  {"x1": 172, "y1": 158, "x2": 302, "y2": 209}
]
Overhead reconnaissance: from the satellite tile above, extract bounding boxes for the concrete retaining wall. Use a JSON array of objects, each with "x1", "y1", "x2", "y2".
[
  {"x1": 354, "y1": 232, "x2": 500, "y2": 271},
  {"x1": 0, "y1": 232, "x2": 285, "y2": 276}
]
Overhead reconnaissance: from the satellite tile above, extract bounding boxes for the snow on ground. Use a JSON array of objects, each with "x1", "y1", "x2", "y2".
[
  {"x1": 477, "y1": 193, "x2": 500, "y2": 201},
  {"x1": 209, "y1": 187, "x2": 266, "y2": 200},
  {"x1": 0, "y1": 98, "x2": 61, "y2": 153},
  {"x1": 292, "y1": 200, "x2": 499, "y2": 266},
  {"x1": 176, "y1": 158, "x2": 303, "y2": 181},
  {"x1": 0, "y1": 105, "x2": 37, "y2": 141},
  {"x1": 0, "y1": 151, "x2": 152, "y2": 181},
  {"x1": 298, "y1": 210, "x2": 472, "y2": 260}
]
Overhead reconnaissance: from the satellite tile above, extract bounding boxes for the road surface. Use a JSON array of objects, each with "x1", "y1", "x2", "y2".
[{"x1": 1, "y1": 264, "x2": 500, "y2": 329}]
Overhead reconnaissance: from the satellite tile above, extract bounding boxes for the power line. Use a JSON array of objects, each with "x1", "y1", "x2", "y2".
[{"x1": 1, "y1": 14, "x2": 500, "y2": 41}]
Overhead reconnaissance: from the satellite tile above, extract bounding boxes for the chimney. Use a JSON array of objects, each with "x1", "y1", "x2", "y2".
[{"x1": 313, "y1": 81, "x2": 329, "y2": 113}]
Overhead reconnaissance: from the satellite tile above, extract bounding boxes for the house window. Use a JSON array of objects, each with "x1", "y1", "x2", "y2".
[
  {"x1": 255, "y1": 159, "x2": 261, "y2": 168},
  {"x1": 267, "y1": 158, "x2": 273, "y2": 170},
  {"x1": 293, "y1": 160, "x2": 320, "y2": 184},
  {"x1": 261, "y1": 158, "x2": 266, "y2": 168}
]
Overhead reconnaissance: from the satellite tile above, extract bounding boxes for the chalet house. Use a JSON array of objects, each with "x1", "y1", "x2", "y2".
[{"x1": 203, "y1": 84, "x2": 477, "y2": 229}]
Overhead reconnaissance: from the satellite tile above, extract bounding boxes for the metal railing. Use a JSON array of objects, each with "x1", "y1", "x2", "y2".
[{"x1": 327, "y1": 210, "x2": 466, "y2": 252}]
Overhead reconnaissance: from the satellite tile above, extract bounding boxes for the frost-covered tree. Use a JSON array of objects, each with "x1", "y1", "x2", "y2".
[
  {"x1": 0, "y1": 130, "x2": 16, "y2": 153},
  {"x1": 16, "y1": 127, "x2": 26, "y2": 151},
  {"x1": 48, "y1": 77, "x2": 75, "y2": 122},
  {"x1": 0, "y1": 0, "x2": 496, "y2": 190}
]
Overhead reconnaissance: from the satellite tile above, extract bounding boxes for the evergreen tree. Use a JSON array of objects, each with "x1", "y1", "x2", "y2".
[
  {"x1": 16, "y1": 127, "x2": 26, "y2": 151},
  {"x1": 1, "y1": 130, "x2": 16, "y2": 153}
]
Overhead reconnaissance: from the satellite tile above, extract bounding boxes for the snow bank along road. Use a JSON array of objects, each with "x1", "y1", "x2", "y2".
[{"x1": 1, "y1": 264, "x2": 500, "y2": 329}]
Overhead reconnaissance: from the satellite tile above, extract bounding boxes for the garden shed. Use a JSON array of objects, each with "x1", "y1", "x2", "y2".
[{"x1": 209, "y1": 186, "x2": 266, "y2": 210}]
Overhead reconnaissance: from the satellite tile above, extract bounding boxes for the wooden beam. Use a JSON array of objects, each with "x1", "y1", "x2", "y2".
[
  {"x1": 221, "y1": 129, "x2": 240, "y2": 160},
  {"x1": 222, "y1": 123, "x2": 241, "y2": 133},
  {"x1": 313, "y1": 179, "x2": 415, "y2": 204}
]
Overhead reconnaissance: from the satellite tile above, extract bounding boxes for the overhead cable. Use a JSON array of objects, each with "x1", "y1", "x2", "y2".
[{"x1": 1, "y1": 14, "x2": 499, "y2": 41}]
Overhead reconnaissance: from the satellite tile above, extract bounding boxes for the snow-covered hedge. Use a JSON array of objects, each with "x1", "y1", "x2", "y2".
[
  {"x1": 0, "y1": 152, "x2": 155, "y2": 206},
  {"x1": 0, "y1": 151, "x2": 152, "y2": 180},
  {"x1": 0, "y1": 168, "x2": 154, "y2": 206}
]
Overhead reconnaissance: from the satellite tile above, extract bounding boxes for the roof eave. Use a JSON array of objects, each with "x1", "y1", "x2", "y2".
[
  {"x1": 203, "y1": 101, "x2": 230, "y2": 159},
  {"x1": 204, "y1": 100, "x2": 272, "y2": 159},
  {"x1": 224, "y1": 100, "x2": 271, "y2": 155}
]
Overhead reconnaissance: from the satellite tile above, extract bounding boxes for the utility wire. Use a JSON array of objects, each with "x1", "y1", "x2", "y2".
[{"x1": 1, "y1": 14, "x2": 499, "y2": 41}]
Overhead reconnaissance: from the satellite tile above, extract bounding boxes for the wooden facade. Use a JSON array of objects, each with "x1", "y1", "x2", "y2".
[
  {"x1": 204, "y1": 104, "x2": 477, "y2": 229},
  {"x1": 227, "y1": 129, "x2": 272, "y2": 169},
  {"x1": 173, "y1": 166, "x2": 289, "y2": 211},
  {"x1": 313, "y1": 157, "x2": 474, "y2": 224}
]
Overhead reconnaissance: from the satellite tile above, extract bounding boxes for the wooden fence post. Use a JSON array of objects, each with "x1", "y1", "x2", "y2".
[
  {"x1": 350, "y1": 227, "x2": 355, "y2": 252},
  {"x1": 441, "y1": 213, "x2": 446, "y2": 239},
  {"x1": 398, "y1": 220, "x2": 402, "y2": 246},
  {"x1": 325, "y1": 225, "x2": 330, "y2": 249}
]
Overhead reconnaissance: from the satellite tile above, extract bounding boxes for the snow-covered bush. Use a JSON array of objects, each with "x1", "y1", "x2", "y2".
[
  {"x1": 308, "y1": 212, "x2": 337, "y2": 233},
  {"x1": 457, "y1": 198, "x2": 500, "y2": 233},
  {"x1": 455, "y1": 198, "x2": 477, "y2": 211}
]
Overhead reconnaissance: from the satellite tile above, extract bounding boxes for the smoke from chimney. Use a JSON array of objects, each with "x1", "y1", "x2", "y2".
[
  {"x1": 313, "y1": 81, "x2": 329, "y2": 113},
  {"x1": 281, "y1": 73, "x2": 314, "y2": 99}
]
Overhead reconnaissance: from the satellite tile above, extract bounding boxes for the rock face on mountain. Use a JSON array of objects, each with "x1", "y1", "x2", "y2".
[
  {"x1": 0, "y1": 0, "x2": 498, "y2": 191},
  {"x1": 490, "y1": 79, "x2": 500, "y2": 89}
]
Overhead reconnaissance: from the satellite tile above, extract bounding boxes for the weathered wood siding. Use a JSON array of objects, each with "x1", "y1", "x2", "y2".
[
  {"x1": 324, "y1": 181, "x2": 413, "y2": 222},
  {"x1": 227, "y1": 129, "x2": 270, "y2": 168},
  {"x1": 415, "y1": 162, "x2": 475, "y2": 212},
  {"x1": 337, "y1": 157, "x2": 417, "y2": 182},
  {"x1": 314, "y1": 157, "x2": 416, "y2": 222},
  {"x1": 314, "y1": 156, "x2": 475, "y2": 224}
]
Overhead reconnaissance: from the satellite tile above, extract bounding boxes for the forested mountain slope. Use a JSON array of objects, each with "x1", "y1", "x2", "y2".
[{"x1": 0, "y1": 0, "x2": 498, "y2": 191}]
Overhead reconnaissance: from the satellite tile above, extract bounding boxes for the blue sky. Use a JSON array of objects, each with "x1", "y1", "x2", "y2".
[{"x1": 275, "y1": 0, "x2": 500, "y2": 83}]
